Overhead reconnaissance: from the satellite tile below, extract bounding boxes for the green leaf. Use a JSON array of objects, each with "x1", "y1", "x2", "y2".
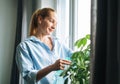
[
  {"x1": 86, "y1": 34, "x2": 90, "y2": 40},
  {"x1": 76, "y1": 81, "x2": 80, "y2": 84},
  {"x1": 77, "y1": 58, "x2": 81, "y2": 66},
  {"x1": 75, "y1": 38, "x2": 87, "y2": 49}
]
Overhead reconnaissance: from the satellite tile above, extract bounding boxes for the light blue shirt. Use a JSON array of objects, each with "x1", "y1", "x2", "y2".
[{"x1": 16, "y1": 36, "x2": 73, "y2": 84}]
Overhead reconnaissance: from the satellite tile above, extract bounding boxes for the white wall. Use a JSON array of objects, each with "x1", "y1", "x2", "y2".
[
  {"x1": 0, "y1": 0, "x2": 17, "y2": 84},
  {"x1": 41, "y1": 0, "x2": 56, "y2": 9}
]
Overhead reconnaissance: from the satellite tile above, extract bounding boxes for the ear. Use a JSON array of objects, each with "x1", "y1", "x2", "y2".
[{"x1": 38, "y1": 16, "x2": 42, "y2": 24}]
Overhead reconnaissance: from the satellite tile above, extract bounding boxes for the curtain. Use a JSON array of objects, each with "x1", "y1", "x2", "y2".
[
  {"x1": 92, "y1": 0, "x2": 120, "y2": 84},
  {"x1": 10, "y1": 0, "x2": 22, "y2": 84},
  {"x1": 10, "y1": 0, "x2": 37, "y2": 84},
  {"x1": 91, "y1": 0, "x2": 97, "y2": 83}
]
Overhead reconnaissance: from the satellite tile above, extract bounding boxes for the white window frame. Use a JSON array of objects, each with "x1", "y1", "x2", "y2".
[{"x1": 69, "y1": 0, "x2": 78, "y2": 49}]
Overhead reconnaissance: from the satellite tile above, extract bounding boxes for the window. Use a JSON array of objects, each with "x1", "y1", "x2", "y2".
[
  {"x1": 56, "y1": 0, "x2": 91, "y2": 49},
  {"x1": 78, "y1": 0, "x2": 91, "y2": 38},
  {"x1": 56, "y1": 0, "x2": 70, "y2": 47}
]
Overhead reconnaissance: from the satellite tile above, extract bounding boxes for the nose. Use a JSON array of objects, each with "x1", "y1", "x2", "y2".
[{"x1": 52, "y1": 22, "x2": 57, "y2": 29}]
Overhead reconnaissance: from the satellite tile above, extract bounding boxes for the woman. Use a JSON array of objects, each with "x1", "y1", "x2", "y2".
[{"x1": 16, "y1": 8, "x2": 73, "y2": 84}]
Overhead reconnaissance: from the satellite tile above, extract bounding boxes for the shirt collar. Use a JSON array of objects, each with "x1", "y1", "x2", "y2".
[
  {"x1": 28, "y1": 36, "x2": 41, "y2": 43},
  {"x1": 27, "y1": 35, "x2": 57, "y2": 43}
]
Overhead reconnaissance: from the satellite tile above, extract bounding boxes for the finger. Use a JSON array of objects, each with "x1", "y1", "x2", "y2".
[
  {"x1": 60, "y1": 66, "x2": 64, "y2": 70},
  {"x1": 61, "y1": 59, "x2": 71, "y2": 63},
  {"x1": 61, "y1": 60, "x2": 71, "y2": 65},
  {"x1": 60, "y1": 65, "x2": 65, "y2": 70}
]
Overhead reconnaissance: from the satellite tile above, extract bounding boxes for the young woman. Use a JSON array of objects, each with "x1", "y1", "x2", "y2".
[{"x1": 16, "y1": 8, "x2": 73, "y2": 84}]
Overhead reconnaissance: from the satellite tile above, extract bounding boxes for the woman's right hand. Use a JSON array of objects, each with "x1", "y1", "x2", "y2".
[{"x1": 51, "y1": 59, "x2": 71, "y2": 70}]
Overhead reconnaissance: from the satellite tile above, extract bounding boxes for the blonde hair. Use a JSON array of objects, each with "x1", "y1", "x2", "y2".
[{"x1": 29, "y1": 8, "x2": 55, "y2": 36}]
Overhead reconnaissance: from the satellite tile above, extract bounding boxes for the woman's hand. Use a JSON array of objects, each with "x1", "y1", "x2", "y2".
[{"x1": 51, "y1": 59, "x2": 71, "y2": 70}]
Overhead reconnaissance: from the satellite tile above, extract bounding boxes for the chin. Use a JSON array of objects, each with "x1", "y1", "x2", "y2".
[
  {"x1": 47, "y1": 31, "x2": 53, "y2": 35},
  {"x1": 46, "y1": 33, "x2": 52, "y2": 35}
]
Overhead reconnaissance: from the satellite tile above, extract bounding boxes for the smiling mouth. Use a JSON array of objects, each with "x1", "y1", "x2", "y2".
[
  {"x1": 51, "y1": 27, "x2": 55, "y2": 29},
  {"x1": 48, "y1": 28, "x2": 54, "y2": 31}
]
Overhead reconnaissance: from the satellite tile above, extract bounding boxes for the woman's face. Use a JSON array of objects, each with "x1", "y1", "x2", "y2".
[{"x1": 38, "y1": 11, "x2": 57, "y2": 35}]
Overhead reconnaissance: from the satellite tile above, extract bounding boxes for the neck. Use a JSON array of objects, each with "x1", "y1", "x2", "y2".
[
  {"x1": 35, "y1": 33, "x2": 53, "y2": 50},
  {"x1": 35, "y1": 33, "x2": 51, "y2": 42}
]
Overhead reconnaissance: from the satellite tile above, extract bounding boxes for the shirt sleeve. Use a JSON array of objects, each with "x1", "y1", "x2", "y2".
[
  {"x1": 15, "y1": 42, "x2": 38, "y2": 83},
  {"x1": 55, "y1": 38, "x2": 73, "y2": 60}
]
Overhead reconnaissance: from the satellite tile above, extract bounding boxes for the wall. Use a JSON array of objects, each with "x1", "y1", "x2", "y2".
[
  {"x1": 0, "y1": 0, "x2": 17, "y2": 84},
  {"x1": 41, "y1": 0, "x2": 56, "y2": 9}
]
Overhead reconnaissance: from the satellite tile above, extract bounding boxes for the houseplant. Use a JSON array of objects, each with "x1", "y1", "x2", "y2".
[{"x1": 60, "y1": 34, "x2": 90, "y2": 84}]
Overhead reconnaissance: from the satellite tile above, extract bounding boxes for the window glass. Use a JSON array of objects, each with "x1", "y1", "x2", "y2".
[
  {"x1": 77, "y1": 0, "x2": 91, "y2": 39},
  {"x1": 56, "y1": 0, "x2": 70, "y2": 47}
]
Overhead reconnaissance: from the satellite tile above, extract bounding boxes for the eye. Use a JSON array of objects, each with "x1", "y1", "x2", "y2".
[
  {"x1": 48, "y1": 18, "x2": 54, "y2": 23},
  {"x1": 49, "y1": 19, "x2": 54, "y2": 23}
]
